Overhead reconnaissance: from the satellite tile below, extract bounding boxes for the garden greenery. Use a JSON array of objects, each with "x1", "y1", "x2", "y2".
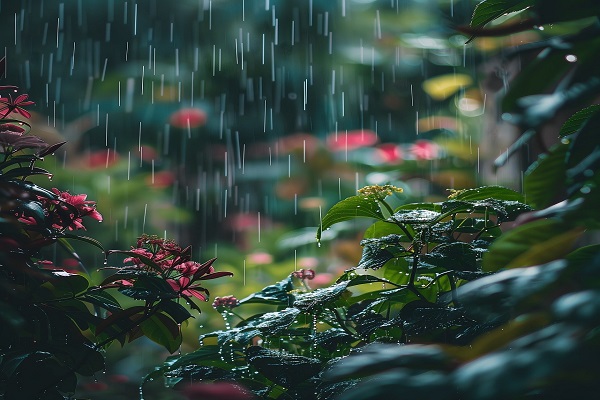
[
  {"x1": 1, "y1": 0, "x2": 600, "y2": 399},
  {"x1": 143, "y1": 0, "x2": 600, "y2": 399}
]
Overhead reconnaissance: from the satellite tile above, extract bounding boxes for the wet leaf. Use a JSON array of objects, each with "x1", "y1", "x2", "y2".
[
  {"x1": 469, "y1": 0, "x2": 534, "y2": 28},
  {"x1": 559, "y1": 104, "x2": 600, "y2": 138},
  {"x1": 483, "y1": 220, "x2": 583, "y2": 271},
  {"x1": 255, "y1": 307, "x2": 301, "y2": 335},
  {"x1": 317, "y1": 195, "x2": 386, "y2": 241},
  {"x1": 294, "y1": 281, "x2": 350, "y2": 312},
  {"x1": 245, "y1": 346, "x2": 322, "y2": 387},
  {"x1": 324, "y1": 343, "x2": 451, "y2": 381},
  {"x1": 524, "y1": 142, "x2": 569, "y2": 209},
  {"x1": 140, "y1": 313, "x2": 182, "y2": 354},
  {"x1": 238, "y1": 276, "x2": 294, "y2": 306}
]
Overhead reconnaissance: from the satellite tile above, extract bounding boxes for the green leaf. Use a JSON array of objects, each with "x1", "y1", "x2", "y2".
[
  {"x1": 81, "y1": 290, "x2": 122, "y2": 312},
  {"x1": 317, "y1": 195, "x2": 386, "y2": 241},
  {"x1": 158, "y1": 300, "x2": 193, "y2": 324},
  {"x1": 524, "y1": 142, "x2": 569, "y2": 209},
  {"x1": 238, "y1": 276, "x2": 294, "y2": 306},
  {"x1": 119, "y1": 275, "x2": 178, "y2": 301},
  {"x1": 60, "y1": 233, "x2": 105, "y2": 252},
  {"x1": 324, "y1": 343, "x2": 451, "y2": 381},
  {"x1": 40, "y1": 270, "x2": 90, "y2": 298},
  {"x1": 420, "y1": 243, "x2": 479, "y2": 272},
  {"x1": 470, "y1": 0, "x2": 534, "y2": 28},
  {"x1": 559, "y1": 104, "x2": 600, "y2": 137},
  {"x1": 140, "y1": 313, "x2": 182, "y2": 354},
  {"x1": 254, "y1": 307, "x2": 301, "y2": 335},
  {"x1": 358, "y1": 235, "x2": 407, "y2": 270},
  {"x1": 448, "y1": 186, "x2": 525, "y2": 202},
  {"x1": 246, "y1": 346, "x2": 322, "y2": 387},
  {"x1": 483, "y1": 220, "x2": 583, "y2": 272},
  {"x1": 363, "y1": 220, "x2": 410, "y2": 240},
  {"x1": 293, "y1": 282, "x2": 350, "y2": 312}
]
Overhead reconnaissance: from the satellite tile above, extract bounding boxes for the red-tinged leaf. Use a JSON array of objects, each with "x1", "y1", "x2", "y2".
[
  {"x1": 196, "y1": 271, "x2": 234, "y2": 280},
  {"x1": 37, "y1": 141, "x2": 67, "y2": 157},
  {"x1": 192, "y1": 258, "x2": 217, "y2": 279},
  {"x1": 106, "y1": 249, "x2": 163, "y2": 273},
  {"x1": 186, "y1": 288, "x2": 209, "y2": 301}
]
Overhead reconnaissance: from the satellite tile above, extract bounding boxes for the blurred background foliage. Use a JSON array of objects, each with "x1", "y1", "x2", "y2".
[{"x1": 2, "y1": 0, "x2": 590, "y2": 397}]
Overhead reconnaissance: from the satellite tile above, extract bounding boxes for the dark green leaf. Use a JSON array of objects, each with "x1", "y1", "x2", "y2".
[
  {"x1": 294, "y1": 281, "x2": 350, "y2": 312},
  {"x1": 119, "y1": 275, "x2": 178, "y2": 301},
  {"x1": 483, "y1": 219, "x2": 583, "y2": 271},
  {"x1": 315, "y1": 328, "x2": 356, "y2": 352},
  {"x1": 470, "y1": 0, "x2": 534, "y2": 28},
  {"x1": 448, "y1": 186, "x2": 525, "y2": 202},
  {"x1": 358, "y1": 234, "x2": 407, "y2": 270},
  {"x1": 81, "y1": 290, "x2": 122, "y2": 312},
  {"x1": 553, "y1": 290, "x2": 600, "y2": 326},
  {"x1": 255, "y1": 307, "x2": 301, "y2": 335},
  {"x1": 524, "y1": 142, "x2": 569, "y2": 209},
  {"x1": 324, "y1": 343, "x2": 451, "y2": 381},
  {"x1": 60, "y1": 233, "x2": 105, "y2": 252},
  {"x1": 246, "y1": 346, "x2": 322, "y2": 387},
  {"x1": 158, "y1": 300, "x2": 193, "y2": 324},
  {"x1": 317, "y1": 195, "x2": 386, "y2": 241},
  {"x1": 140, "y1": 313, "x2": 182, "y2": 354},
  {"x1": 559, "y1": 104, "x2": 600, "y2": 137},
  {"x1": 420, "y1": 243, "x2": 479, "y2": 272},
  {"x1": 239, "y1": 276, "x2": 294, "y2": 306}
]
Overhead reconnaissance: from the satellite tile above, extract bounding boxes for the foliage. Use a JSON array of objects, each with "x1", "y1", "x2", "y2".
[
  {"x1": 148, "y1": 1, "x2": 600, "y2": 399},
  {"x1": 0, "y1": 83, "x2": 231, "y2": 399}
]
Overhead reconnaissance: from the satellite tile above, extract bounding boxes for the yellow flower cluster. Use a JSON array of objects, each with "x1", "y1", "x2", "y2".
[{"x1": 357, "y1": 184, "x2": 403, "y2": 198}]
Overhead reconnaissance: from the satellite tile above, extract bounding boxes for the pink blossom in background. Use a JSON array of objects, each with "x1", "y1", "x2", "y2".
[
  {"x1": 409, "y1": 139, "x2": 440, "y2": 160},
  {"x1": 247, "y1": 252, "x2": 273, "y2": 265},
  {"x1": 326, "y1": 129, "x2": 379, "y2": 151},
  {"x1": 376, "y1": 143, "x2": 403, "y2": 163},
  {"x1": 169, "y1": 107, "x2": 207, "y2": 128}
]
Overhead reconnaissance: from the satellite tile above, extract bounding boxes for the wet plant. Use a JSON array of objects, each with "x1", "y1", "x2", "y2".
[
  {"x1": 0, "y1": 83, "x2": 232, "y2": 399},
  {"x1": 146, "y1": 1, "x2": 600, "y2": 399}
]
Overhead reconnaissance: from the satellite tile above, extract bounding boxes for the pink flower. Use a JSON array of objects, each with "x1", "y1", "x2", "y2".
[
  {"x1": 376, "y1": 143, "x2": 403, "y2": 163},
  {"x1": 326, "y1": 129, "x2": 379, "y2": 151},
  {"x1": 0, "y1": 93, "x2": 34, "y2": 119},
  {"x1": 409, "y1": 140, "x2": 440, "y2": 160},
  {"x1": 169, "y1": 108, "x2": 207, "y2": 129}
]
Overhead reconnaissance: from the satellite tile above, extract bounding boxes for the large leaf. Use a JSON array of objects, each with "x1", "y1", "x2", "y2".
[
  {"x1": 238, "y1": 276, "x2": 294, "y2": 306},
  {"x1": 469, "y1": 0, "x2": 534, "y2": 28},
  {"x1": 293, "y1": 281, "x2": 350, "y2": 312},
  {"x1": 358, "y1": 234, "x2": 407, "y2": 270},
  {"x1": 419, "y1": 242, "x2": 479, "y2": 272},
  {"x1": 119, "y1": 274, "x2": 178, "y2": 301},
  {"x1": 317, "y1": 195, "x2": 386, "y2": 241},
  {"x1": 483, "y1": 220, "x2": 583, "y2": 271},
  {"x1": 448, "y1": 186, "x2": 525, "y2": 202},
  {"x1": 524, "y1": 142, "x2": 569, "y2": 209},
  {"x1": 324, "y1": 343, "x2": 451, "y2": 381},
  {"x1": 245, "y1": 346, "x2": 322, "y2": 387},
  {"x1": 140, "y1": 313, "x2": 182, "y2": 354},
  {"x1": 254, "y1": 307, "x2": 301, "y2": 335},
  {"x1": 559, "y1": 104, "x2": 600, "y2": 138}
]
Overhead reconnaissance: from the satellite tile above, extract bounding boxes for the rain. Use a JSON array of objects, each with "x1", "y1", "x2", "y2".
[{"x1": 0, "y1": 0, "x2": 532, "y2": 395}]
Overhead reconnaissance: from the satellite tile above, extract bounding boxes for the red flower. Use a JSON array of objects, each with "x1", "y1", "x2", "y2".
[
  {"x1": 169, "y1": 108, "x2": 207, "y2": 129},
  {"x1": 0, "y1": 93, "x2": 34, "y2": 119}
]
